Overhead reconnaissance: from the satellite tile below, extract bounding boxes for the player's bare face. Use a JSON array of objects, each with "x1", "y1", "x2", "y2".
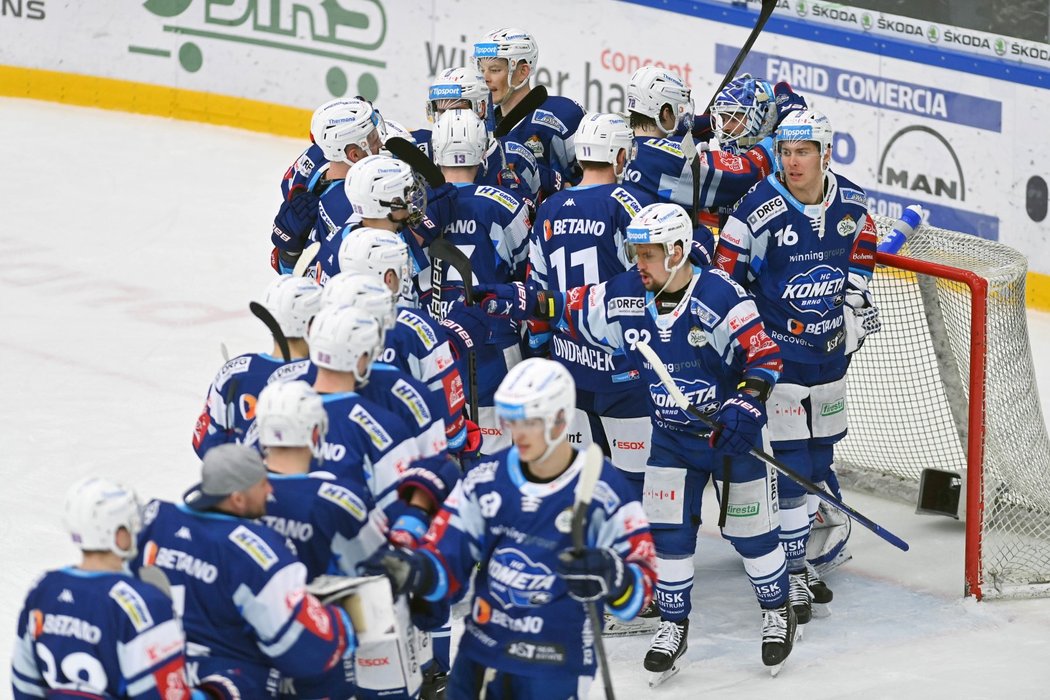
[
  {"x1": 505, "y1": 418, "x2": 547, "y2": 461},
  {"x1": 634, "y1": 243, "x2": 669, "y2": 291},
  {"x1": 779, "y1": 141, "x2": 823, "y2": 201},
  {"x1": 479, "y1": 59, "x2": 510, "y2": 103}
]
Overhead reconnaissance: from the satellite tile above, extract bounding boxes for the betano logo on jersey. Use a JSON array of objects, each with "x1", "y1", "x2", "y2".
[
  {"x1": 782, "y1": 265, "x2": 845, "y2": 316},
  {"x1": 487, "y1": 548, "x2": 558, "y2": 609}
]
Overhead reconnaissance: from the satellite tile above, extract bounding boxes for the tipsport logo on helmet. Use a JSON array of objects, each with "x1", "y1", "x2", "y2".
[
  {"x1": 777, "y1": 125, "x2": 816, "y2": 141},
  {"x1": 133, "y1": 0, "x2": 387, "y2": 99},
  {"x1": 473, "y1": 42, "x2": 500, "y2": 58},
  {"x1": 429, "y1": 85, "x2": 464, "y2": 100}
]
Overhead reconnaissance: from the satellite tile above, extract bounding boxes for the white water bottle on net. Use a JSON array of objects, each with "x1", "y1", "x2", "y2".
[{"x1": 836, "y1": 210, "x2": 1050, "y2": 600}]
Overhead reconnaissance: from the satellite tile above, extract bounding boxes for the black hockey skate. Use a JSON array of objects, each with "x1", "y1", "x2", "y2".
[
  {"x1": 603, "y1": 599, "x2": 661, "y2": 637},
  {"x1": 761, "y1": 603, "x2": 797, "y2": 676},
  {"x1": 644, "y1": 618, "x2": 688, "y2": 687},
  {"x1": 806, "y1": 563, "x2": 833, "y2": 618},
  {"x1": 788, "y1": 571, "x2": 813, "y2": 627}
]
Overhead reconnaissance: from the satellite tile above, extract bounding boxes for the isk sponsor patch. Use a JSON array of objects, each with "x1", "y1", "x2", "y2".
[
  {"x1": 530, "y1": 109, "x2": 567, "y2": 133},
  {"x1": 318, "y1": 482, "x2": 367, "y2": 520},
  {"x1": 475, "y1": 185, "x2": 520, "y2": 213},
  {"x1": 109, "y1": 581, "x2": 154, "y2": 632},
  {"x1": 228, "y1": 525, "x2": 279, "y2": 571}
]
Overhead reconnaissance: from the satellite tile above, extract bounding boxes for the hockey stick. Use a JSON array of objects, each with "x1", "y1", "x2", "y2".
[
  {"x1": 493, "y1": 85, "x2": 548, "y2": 139},
  {"x1": 572, "y1": 443, "x2": 616, "y2": 700},
  {"x1": 249, "y1": 301, "x2": 291, "y2": 362},
  {"x1": 680, "y1": 132, "x2": 703, "y2": 226},
  {"x1": 429, "y1": 237, "x2": 479, "y2": 424},
  {"x1": 635, "y1": 341, "x2": 909, "y2": 552},
  {"x1": 703, "y1": 0, "x2": 778, "y2": 113},
  {"x1": 384, "y1": 136, "x2": 446, "y2": 188},
  {"x1": 293, "y1": 241, "x2": 321, "y2": 278}
]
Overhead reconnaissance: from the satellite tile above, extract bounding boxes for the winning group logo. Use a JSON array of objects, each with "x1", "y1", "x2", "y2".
[{"x1": 133, "y1": 0, "x2": 387, "y2": 99}]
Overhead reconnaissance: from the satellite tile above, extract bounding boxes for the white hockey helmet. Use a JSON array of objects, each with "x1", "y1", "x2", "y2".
[
  {"x1": 432, "y1": 109, "x2": 489, "y2": 168},
  {"x1": 626, "y1": 66, "x2": 694, "y2": 136},
  {"x1": 775, "y1": 108, "x2": 833, "y2": 171},
  {"x1": 474, "y1": 27, "x2": 538, "y2": 93},
  {"x1": 379, "y1": 119, "x2": 417, "y2": 153},
  {"x1": 256, "y1": 380, "x2": 328, "y2": 449},
  {"x1": 427, "y1": 67, "x2": 490, "y2": 122},
  {"x1": 625, "y1": 202, "x2": 693, "y2": 274},
  {"x1": 344, "y1": 154, "x2": 427, "y2": 225},
  {"x1": 257, "y1": 275, "x2": 323, "y2": 339},
  {"x1": 310, "y1": 98, "x2": 386, "y2": 164},
  {"x1": 63, "y1": 477, "x2": 142, "y2": 559},
  {"x1": 710, "y1": 74, "x2": 777, "y2": 151},
  {"x1": 308, "y1": 304, "x2": 382, "y2": 383},
  {"x1": 321, "y1": 271, "x2": 398, "y2": 331},
  {"x1": 495, "y1": 357, "x2": 575, "y2": 460},
  {"x1": 337, "y1": 227, "x2": 413, "y2": 301},
  {"x1": 574, "y1": 112, "x2": 635, "y2": 177}
]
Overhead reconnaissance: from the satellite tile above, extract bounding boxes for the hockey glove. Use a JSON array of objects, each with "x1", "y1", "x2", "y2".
[
  {"x1": 691, "y1": 113, "x2": 714, "y2": 142},
  {"x1": 386, "y1": 502, "x2": 431, "y2": 549},
  {"x1": 557, "y1": 547, "x2": 631, "y2": 603},
  {"x1": 710, "y1": 391, "x2": 767, "y2": 455},
  {"x1": 357, "y1": 544, "x2": 437, "y2": 598},
  {"x1": 423, "y1": 183, "x2": 459, "y2": 239},
  {"x1": 440, "y1": 302, "x2": 492, "y2": 359},
  {"x1": 272, "y1": 188, "x2": 320, "y2": 253},
  {"x1": 477, "y1": 282, "x2": 562, "y2": 323},
  {"x1": 690, "y1": 225, "x2": 715, "y2": 267},
  {"x1": 773, "y1": 82, "x2": 808, "y2": 125},
  {"x1": 844, "y1": 304, "x2": 881, "y2": 354},
  {"x1": 458, "y1": 419, "x2": 484, "y2": 469}
]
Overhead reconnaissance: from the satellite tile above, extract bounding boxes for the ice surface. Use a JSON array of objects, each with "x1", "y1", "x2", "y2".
[{"x1": 2, "y1": 98, "x2": 1048, "y2": 698}]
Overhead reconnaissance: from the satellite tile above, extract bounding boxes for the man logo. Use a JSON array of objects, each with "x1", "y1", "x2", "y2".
[{"x1": 878, "y1": 126, "x2": 964, "y2": 202}]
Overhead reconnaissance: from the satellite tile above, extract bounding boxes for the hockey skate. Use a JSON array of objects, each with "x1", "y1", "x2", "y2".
[
  {"x1": 603, "y1": 599, "x2": 661, "y2": 637},
  {"x1": 761, "y1": 603, "x2": 797, "y2": 677},
  {"x1": 788, "y1": 571, "x2": 813, "y2": 629},
  {"x1": 806, "y1": 562, "x2": 833, "y2": 618},
  {"x1": 644, "y1": 618, "x2": 688, "y2": 687}
]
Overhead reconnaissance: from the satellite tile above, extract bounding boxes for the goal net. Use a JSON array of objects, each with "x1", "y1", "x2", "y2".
[{"x1": 835, "y1": 215, "x2": 1050, "y2": 600}]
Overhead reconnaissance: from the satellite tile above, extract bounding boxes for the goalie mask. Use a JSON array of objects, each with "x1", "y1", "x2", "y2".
[{"x1": 710, "y1": 75, "x2": 777, "y2": 152}]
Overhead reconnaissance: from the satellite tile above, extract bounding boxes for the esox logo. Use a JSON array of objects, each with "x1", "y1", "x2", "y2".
[{"x1": 135, "y1": 0, "x2": 387, "y2": 98}]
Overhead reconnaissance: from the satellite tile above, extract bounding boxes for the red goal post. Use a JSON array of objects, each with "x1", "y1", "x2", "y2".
[{"x1": 834, "y1": 215, "x2": 1050, "y2": 600}]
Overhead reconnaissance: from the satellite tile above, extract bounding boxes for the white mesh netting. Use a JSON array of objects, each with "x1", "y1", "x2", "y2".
[{"x1": 836, "y1": 215, "x2": 1050, "y2": 599}]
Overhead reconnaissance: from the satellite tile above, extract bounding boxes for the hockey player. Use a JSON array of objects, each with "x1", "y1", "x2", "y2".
[
  {"x1": 131, "y1": 445, "x2": 358, "y2": 697},
  {"x1": 272, "y1": 98, "x2": 385, "y2": 274},
  {"x1": 709, "y1": 74, "x2": 778, "y2": 155},
  {"x1": 332, "y1": 234, "x2": 475, "y2": 452},
  {"x1": 623, "y1": 66, "x2": 796, "y2": 222},
  {"x1": 428, "y1": 108, "x2": 532, "y2": 453},
  {"x1": 315, "y1": 154, "x2": 428, "y2": 283},
  {"x1": 12, "y1": 478, "x2": 193, "y2": 700},
  {"x1": 477, "y1": 203, "x2": 797, "y2": 679},
  {"x1": 413, "y1": 66, "x2": 542, "y2": 199},
  {"x1": 715, "y1": 109, "x2": 879, "y2": 624},
  {"x1": 252, "y1": 380, "x2": 386, "y2": 699},
  {"x1": 360, "y1": 358, "x2": 657, "y2": 698},
  {"x1": 474, "y1": 27, "x2": 585, "y2": 191},
  {"x1": 192, "y1": 274, "x2": 321, "y2": 458}
]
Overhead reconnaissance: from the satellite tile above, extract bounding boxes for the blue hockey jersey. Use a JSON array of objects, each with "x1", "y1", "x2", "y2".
[
  {"x1": 527, "y1": 183, "x2": 653, "y2": 393},
  {"x1": 556, "y1": 267, "x2": 783, "y2": 438},
  {"x1": 263, "y1": 472, "x2": 385, "y2": 581},
  {"x1": 716, "y1": 172, "x2": 878, "y2": 364},
  {"x1": 488, "y1": 93, "x2": 585, "y2": 187},
  {"x1": 412, "y1": 128, "x2": 542, "y2": 200},
  {"x1": 12, "y1": 569, "x2": 190, "y2": 699},
  {"x1": 280, "y1": 143, "x2": 328, "y2": 202},
  {"x1": 622, "y1": 135, "x2": 774, "y2": 217},
  {"x1": 419, "y1": 447, "x2": 656, "y2": 677},
  {"x1": 193, "y1": 354, "x2": 314, "y2": 459},
  {"x1": 133, "y1": 501, "x2": 353, "y2": 684}
]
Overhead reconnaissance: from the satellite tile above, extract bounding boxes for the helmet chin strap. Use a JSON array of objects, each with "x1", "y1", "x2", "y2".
[
  {"x1": 498, "y1": 61, "x2": 530, "y2": 106},
  {"x1": 645, "y1": 246, "x2": 688, "y2": 310},
  {"x1": 536, "y1": 412, "x2": 569, "y2": 463}
]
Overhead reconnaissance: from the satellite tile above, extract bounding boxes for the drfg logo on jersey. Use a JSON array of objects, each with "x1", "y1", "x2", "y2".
[
  {"x1": 134, "y1": 0, "x2": 387, "y2": 99},
  {"x1": 781, "y1": 264, "x2": 845, "y2": 316},
  {"x1": 487, "y1": 548, "x2": 557, "y2": 608}
]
